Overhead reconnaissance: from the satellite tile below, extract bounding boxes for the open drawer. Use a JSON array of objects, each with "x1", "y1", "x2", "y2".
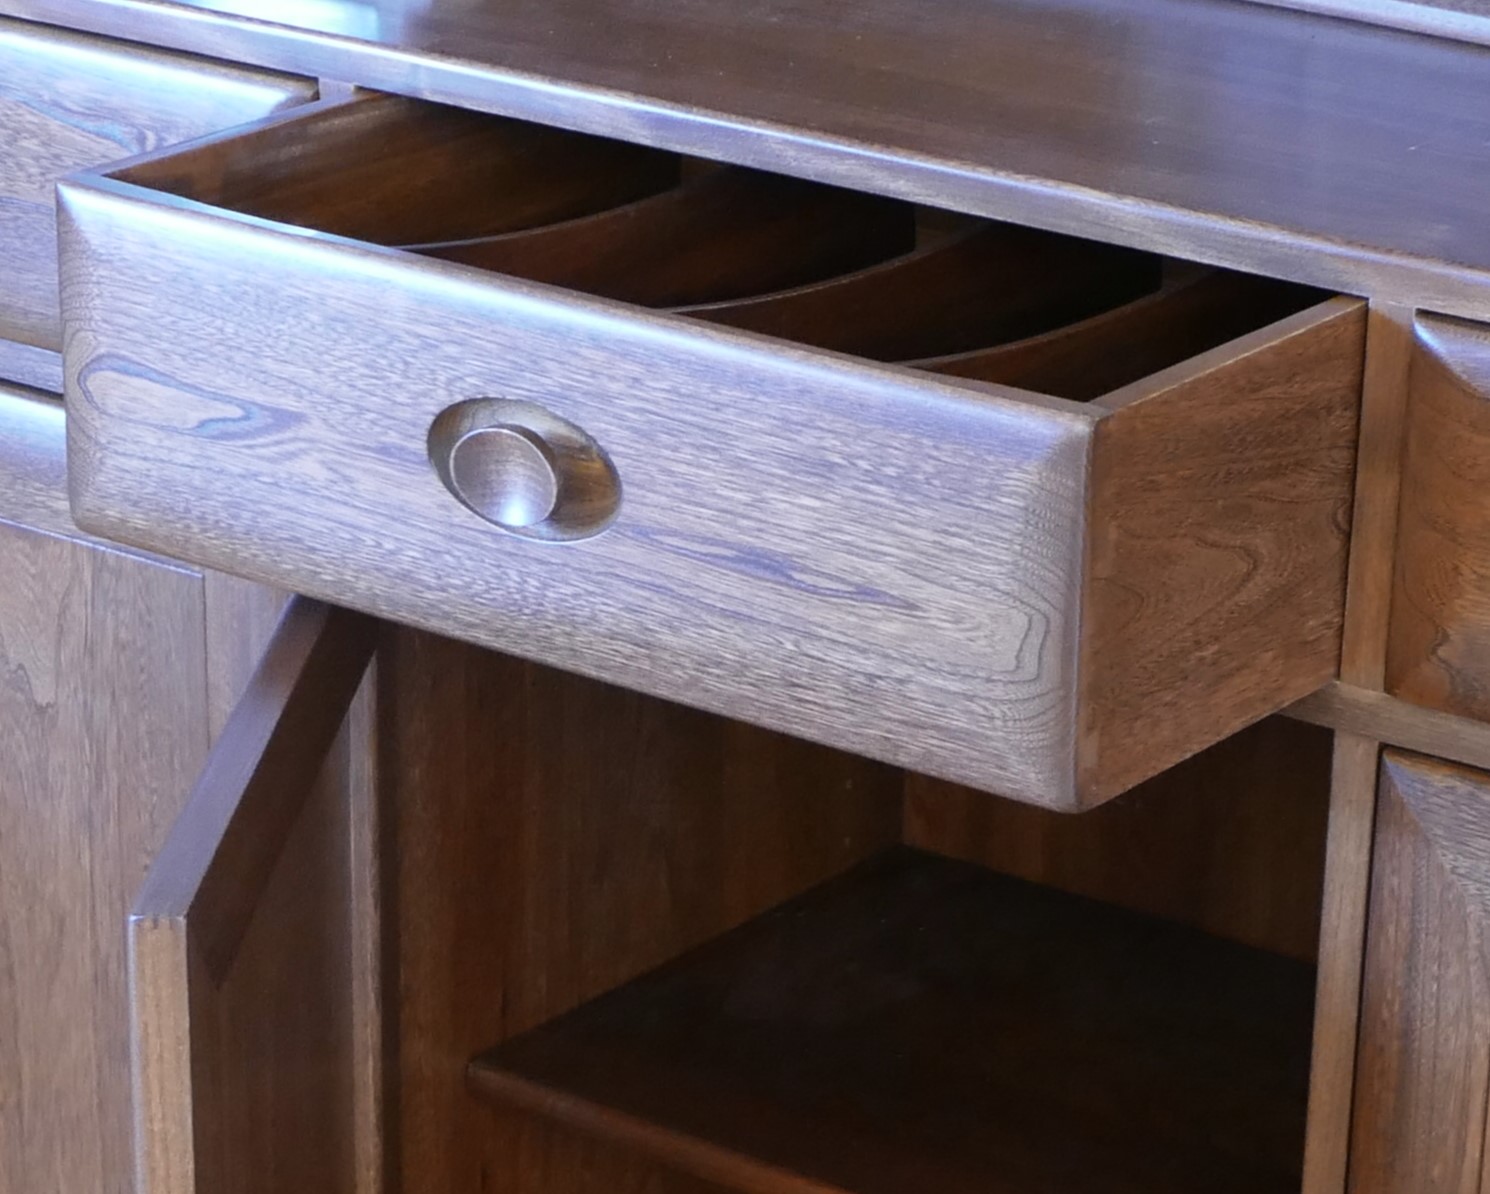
[{"x1": 60, "y1": 93, "x2": 1365, "y2": 809}]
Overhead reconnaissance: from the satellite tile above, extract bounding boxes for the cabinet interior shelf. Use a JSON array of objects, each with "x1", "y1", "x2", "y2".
[{"x1": 468, "y1": 848, "x2": 1315, "y2": 1194}]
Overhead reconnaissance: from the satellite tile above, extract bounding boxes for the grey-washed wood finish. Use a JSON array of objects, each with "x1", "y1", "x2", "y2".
[
  {"x1": 58, "y1": 97, "x2": 1363, "y2": 808},
  {"x1": 0, "y1": 16, "x2": 312, "y2": 351}
]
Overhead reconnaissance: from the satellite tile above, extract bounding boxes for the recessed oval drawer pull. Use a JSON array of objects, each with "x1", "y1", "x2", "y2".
[{"x1": 428, "y1": 399, "x2": 621, "y2": 542}]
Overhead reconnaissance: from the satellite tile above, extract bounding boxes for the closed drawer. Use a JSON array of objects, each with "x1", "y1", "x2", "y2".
[
  {"x1": 59, "y1": 93, "x2": 1365, "y2": 810},
  {"x1": 1387, "y1": 313, "x2": 1490, "y2": 721},
  {"x1": 0, "y1": 16, "x2": 313, "y2": 357}
]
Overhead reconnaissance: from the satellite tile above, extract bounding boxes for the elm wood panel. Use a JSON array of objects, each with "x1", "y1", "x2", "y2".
[
  {"x1": 130, "y1": 599, "x2": 376, "y2": 1194},
  {"x1": 905, "y1": 716, "x2": 1333, "y2": 962},
  {"x1": 1290, "y1": 682, "x2": 1490, "y2": 775},
  {"x1": 1295, "y1": 302, "x2": 1412, "y2": 1194},
  {"x1": 679, "y1": 225, "x2": 1159, "y2": 361},
  {"x1": 199, "y1": 571, "x2": 388, "y2": 1194},
  {"x1": 64, "y1": 102, "x2": 1372, "y2": 806},
  {"x1": 918, "y1": 265, "x2": 1321, "y2": 400},
  {"x1": 1341, "y1": 304, "x2": 1415, "y2": 690},
  {"x1": 1387, "y1": 314, "x2": 1490, "y2": 721},
  {"x1": 1301, "y1": 732, "x2": 1381, "y2": 1194},
  {"x1": 1349, "y1": 751, "x2": 1490, "y2": 1194},
  {"x1": 126, "y1": 93, "x2": 680, "y2": 247},
  {"x1": 416, "y1": 167, "x2": 916, "y2": 307},
  {"x1": 0, "y1": 339, "x2": 63, "y2": 393},
  {"x1": 382, "y1": 628, "x2": 902, "y2": 1194},
  {"x1": 0, "y1": 16, "x2": 313, "y2": 352},
  {"x1": 469, "y1": 848, "x2": 1316, "y2": 1194},
  {"x1": 17, "y1": 0, "x2": 1490, "y2": 318},
  {"x1": 60, "y1": 169, "x2": 1097, "y2": 808},
  {"x1": 0, "y1": 519, "x2": 207, "y2": 1194},
  {"x1": 1078, "y1": 298, "x2": 1365, "y2": 803},
  {"x1": 0, "y1": 380, "x2": 158, "y2": 550}
]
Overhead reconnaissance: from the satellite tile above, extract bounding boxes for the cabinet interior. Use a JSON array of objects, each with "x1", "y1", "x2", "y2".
[{"x1": 376, "y1": 625, "x2": 1334, "y2": 1194}]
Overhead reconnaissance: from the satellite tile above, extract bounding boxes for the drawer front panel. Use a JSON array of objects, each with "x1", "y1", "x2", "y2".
[
  {"x1": 61, "y1": 179, "x2": 1091, "y2": 806},
  {"x1": 1387, "y1": 313, "x2": 1490, "y2": 720},
  {"x1": 0, "y1": 17, "x2": 312, "y2": 352}
]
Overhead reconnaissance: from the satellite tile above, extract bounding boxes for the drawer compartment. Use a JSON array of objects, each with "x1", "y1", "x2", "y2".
[
  {"x1": 60, "y1": 93, "x2": 1365, "y2": 809},
  {"x1": 0, "y1": 16, "x2": 313, "y2": 365}
]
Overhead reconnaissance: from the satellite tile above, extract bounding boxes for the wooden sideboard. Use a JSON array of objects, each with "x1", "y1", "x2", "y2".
[{"x1": 4, "y1": 1, "x2": 1490, "y2": 1192}]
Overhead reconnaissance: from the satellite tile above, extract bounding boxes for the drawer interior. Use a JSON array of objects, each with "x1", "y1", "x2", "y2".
[
  {"x1": 122, "y1": 95, "x2": 1328, "y2": 405},
  {"x1": 383, "y1": 628, "x2": 1333, "y2": 1194}
]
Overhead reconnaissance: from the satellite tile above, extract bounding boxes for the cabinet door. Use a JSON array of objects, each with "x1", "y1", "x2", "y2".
[
  {"x1": 129, "y1": 598, "x2": 376, "y2": 1194},
  {"x1": 1351, "y1": 749, "x2": 1490, "y2": 1193},
  {"x1": 0, "y1": 385, "x2": 210, "y2": 1193}
]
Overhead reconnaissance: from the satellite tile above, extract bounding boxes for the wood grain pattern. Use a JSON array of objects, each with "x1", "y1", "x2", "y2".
[
  {"x1": 382, "y1": 627, "x2": 902, "y2": 1194},
  {"x1": 0, "y1": 505, "x2": 207, "y2": 1194},
  {"x1": 1290, "y1": 682, "x2": 1490, "y2": 775},
  {"x1": 1079, "y1": 298, "x2": 1365, "y2": 802},
  {"x1": 681, "y1": 224, "x2": 1158, "y2": 361},
  {"x1": 919, "y1": 264, "x2": 1320, "y2": 400},
  {"x1": 0, "y1": 339, "x2": 63, "y2": 392},
  {"x1": 199, "y1": 571, "x2": 388, "y2": 1194},
  {"x1": 1387, "y1": 314, "x2": 1490, "y2": 721},
  {"x1": 16, "y1": 0, "x2": 1490, "y2": 317},
  {"x1": 1295, "y1": 302, "x2": 1413, "y2": 1194},
  {"x1": 469, "y1": 848, "x2": 1317, "y2": 1194},
  {"x1": 1341, "y1": 304, "x2": 1415, "y2": 690},
  {"x1": 61, "y1": 104, "x2": 1367, "y2": 806},
  {"x1": 0, "y1": 379, "x2": 140, "y2": 547},
  {"x1": 0, "y1": 15, "x2": 313, "y2": 351},
  {"x1": 60, "y1": 163, "x2": 1096, "y2": 807},
  {"x1": 130, "y1": 598, "x2": 376, "y2": 1194},
  {"x1": 1301, "y1": 732, "x2": 1381, "y2": 1194},
  {"x1": 1349, "y1": 750, "x2": 1490, "y2": 1194},
  {"x1": 906, "y1": 715, "x2": 1333, "y2": 962},
  {"x1": 418, "y1": 165, "x2": 914, "y2": 307}
]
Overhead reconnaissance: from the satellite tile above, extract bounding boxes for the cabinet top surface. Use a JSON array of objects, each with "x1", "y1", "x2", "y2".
[{"x1": 8, "y1": 0, "x2": 1490, "y2": 316}]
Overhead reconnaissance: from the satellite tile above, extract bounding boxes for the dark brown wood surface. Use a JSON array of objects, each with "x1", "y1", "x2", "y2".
[
  {"x1": 129, "y1": 599, "x2": 376, "y2": 1194},
  {"x1": 920, "y1": 265, "x2": 1319, "y2": 399},
  {"x1": 60, "y1": 134, "x2": 1098, "y2": 808},
  {"x1": 907, "y1": 716, "x2": 1333, "y2": 963},
  {"x1": 420, "y1": 166, "x2": 914, "y2": 307},
  {"x1": 470, "y1": 848, "x2": 1316, "y2": 1194},
  {"x1": 127, "y1": 93, "x2": 680, "y2": 247},
  {"x1": 682, "y1": 225, "x2": 1157, "y2": 361},
  {"x1": 13, "y1": 0, "x2": 1490, "y2": 315},
  {"x1": 60, "y1": 98, "x2": 1367, "y2": 807},
  {"x1": 382, "y1": 628, "x2": 901, "y2": 1194},
  {"x1": 1387, "y1": 314, "x2": 1490, "y2": 721},
  {"x1": 0, "y1": 15, "x2": 312, "y2": 351},
  {"x1": 1079, "y1": 298, "x2": 1364, "y2": 802},
  {"x1": 1350, "y1": 750, "x2": 1490, "y2": 1193}
]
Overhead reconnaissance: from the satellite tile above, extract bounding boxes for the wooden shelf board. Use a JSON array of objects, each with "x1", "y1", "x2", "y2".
[{"x1": 470, "y1": 848, "x2": 1314, "y2": 1194}]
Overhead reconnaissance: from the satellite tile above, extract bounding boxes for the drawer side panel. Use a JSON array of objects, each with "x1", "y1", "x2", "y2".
[{"x1": 1080, "y1": 300, "x2": 1365, "y2": 804}]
